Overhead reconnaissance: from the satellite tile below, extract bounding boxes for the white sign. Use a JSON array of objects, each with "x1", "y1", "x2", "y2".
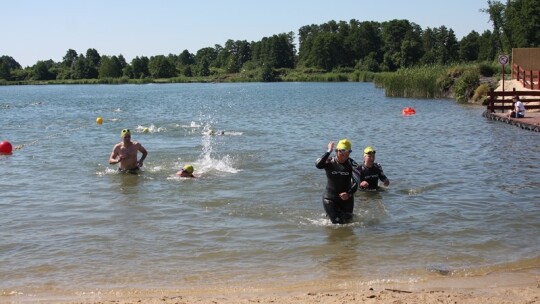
[{"x1": 498, "y1": 55, "x2": 509, "y2": 65}]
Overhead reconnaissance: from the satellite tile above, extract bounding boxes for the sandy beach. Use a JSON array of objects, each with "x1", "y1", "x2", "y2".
[{"x1": 11, "y1": 268, "x2": 536, "y2": 304}]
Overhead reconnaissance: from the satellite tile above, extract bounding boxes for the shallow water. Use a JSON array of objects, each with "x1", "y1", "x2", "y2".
[{"x1": 1, "y1": 83, "x2": 539, "y2": 298}]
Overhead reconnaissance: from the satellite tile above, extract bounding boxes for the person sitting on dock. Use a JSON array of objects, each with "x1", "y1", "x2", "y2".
[{"x1": 508, "y1": 96, "x2": 525, "y2": 118}]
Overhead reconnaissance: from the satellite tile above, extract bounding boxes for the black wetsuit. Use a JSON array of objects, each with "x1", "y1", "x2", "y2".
[
  {"x1": 356, "y1": 163, "x2": 388, "y2": 190},
  {"x1": 315, "y1": 151, "x2": 360, "y2": 224}
]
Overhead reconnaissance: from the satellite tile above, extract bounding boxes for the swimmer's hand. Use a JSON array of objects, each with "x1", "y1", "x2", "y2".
[{"x1": 339, "y1": 192, "x2": 349, "y2": 200}]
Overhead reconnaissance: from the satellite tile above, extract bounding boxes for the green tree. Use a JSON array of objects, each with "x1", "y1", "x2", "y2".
[
  {"x1": 504, "y1": 0, "x2": 540, "y2": 47},
  {"x1": 346, "y1": 20, "x2": 383, "y2": 67},
  {"x1": 194, "y1": 47, "x2": 218, "y2": 68},
  {"x1": 482, "y1": 1, "x2": 506, "y2": 53},
  {"x1": 0, "y1": 55, "x2": 22, "y2": 80},
  {"x1": 251, "y1": 33, "x2": 295, "y2": 69},
  {"x1": 399, "y1": 23, "x2": 424, "y2": 68},
  {"x1": 86, "y1": 48, "x2": 101, "y2": 67},
  {"x1": 310, "y1": 32, "x2": 342, "y2": 71},
  {"x1": 0, "y1": 55, "x2": 22, "y2": 70},
  {"x1": 99, "y1": 55, "x2": 123, "y2": 78},
  {"x1": 196, "y1": 58, "x2": 210, "y2": 76},
  {"x1": 71, "y1": 54, "x2": 91, "y2": 79},
  {"x1": 459, "y1": 31, "x2": 481, "y2": 62},
  {"x1": 297, "y1": 24, "x2": 320, "y2": 67},
  {"x1": 131, "y1": 56, "x2": 150, "y2": 78},
  {"x1": 477, "y1": 30, "x2": 496, "y2": 61},
  {"x1": 420, "y1": 26, "x2": 458, "y2": 65},
  {"x1": 179, "y1": 49, "x2": 195, "y2": 65},
  {"x1": 32, "y1": 60, "x2": 55, "y2": 80},
  {"x1": 0, "y1": 61, "x2": 11, "y2": 80},
  {"x1": 219, "y1": 39, "x2": 252, "y2": 73},
  {"x1": 381, "y1": 19, "x2": 417, "y2": 71},
  {"x1": 148, "y1": 55, "x2": 176, "y2": 78},
  {"x1": 260, "y1": 64, "x2": 277, "y2": 82},
  {"x1": 62, "y1": 49, "x2": 78, "y2": 68}
]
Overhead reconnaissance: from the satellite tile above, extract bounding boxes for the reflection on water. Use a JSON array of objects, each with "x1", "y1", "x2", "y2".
[
  {"x1": 116, "y1": 172, "x2": 143, "y2": 195},
  {"x1": 322, "y1": 227, "x2": 360, "y2": 279}
]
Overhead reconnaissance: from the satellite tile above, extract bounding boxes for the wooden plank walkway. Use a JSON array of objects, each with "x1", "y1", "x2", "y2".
[{"x1": 483, "y1": 111, "x2": 540, "y2": 132}]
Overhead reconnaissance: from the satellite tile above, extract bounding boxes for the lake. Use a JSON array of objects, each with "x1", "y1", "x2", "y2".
[{"x1": 1, "y1": 82, "x2": 539, "y2": 300}]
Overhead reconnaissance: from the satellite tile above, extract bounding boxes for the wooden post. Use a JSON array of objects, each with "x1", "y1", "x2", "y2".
[{"x1": 502, "y1": 64, "x2": 505, "y2": 93}]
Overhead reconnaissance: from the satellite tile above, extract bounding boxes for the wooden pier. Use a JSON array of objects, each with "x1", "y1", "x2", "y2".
[
  {"x1": 483, "y1": 111, "x2": 540, "y2": 132},
  {"x1": 484, "y1": 88, "x2": 540, "y2": 132}
]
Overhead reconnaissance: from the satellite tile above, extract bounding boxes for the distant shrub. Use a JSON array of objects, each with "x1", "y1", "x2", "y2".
[
  {"x1": 472, "y1": 83, "x2": 490, "y2": 103},
  {"x1": 478, "y1": 63, "x2": 496, "y2": 77},
  {"x1": 454, "y1": 70, "x2": 480, "y2": 103},
  {"x1": 332, "y1": 67, "x2": 355, "y2": 73}
]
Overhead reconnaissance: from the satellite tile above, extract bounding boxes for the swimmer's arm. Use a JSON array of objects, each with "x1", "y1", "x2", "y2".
[
  {"x1": 315, "y1": 152, "x2": 331, "y2": 169},
  {"x1": 377, "y1": 164, "x2": 390, "y2": 187},
  {"x1": 137, "y1": 144, "x2": 148, "y2": 166},
  {"x1": 109, "y1": 145, "x2": 121, "y2": 165},
  {"x1": 315, "y1": 141, "x2": 334, "y2": 169}
]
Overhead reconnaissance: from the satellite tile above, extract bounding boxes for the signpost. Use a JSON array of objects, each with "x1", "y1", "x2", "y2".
[{"x1": 499, "y1": 55, "x2": 509, "y2": 92}]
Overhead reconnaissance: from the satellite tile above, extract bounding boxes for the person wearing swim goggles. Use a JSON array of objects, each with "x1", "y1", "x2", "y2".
[
  {"x1": 109, "y1": 128, "x2": 148, "y2": 174},
  {"x1": 356, "y1": 146, "x2": 389, "y2": 190},
  {"x1": 176, "y1": 164, "x2": 195, "y2": 178},
  {"x1": 315, "y1": 139, "x2": 360, "y2": 224}
]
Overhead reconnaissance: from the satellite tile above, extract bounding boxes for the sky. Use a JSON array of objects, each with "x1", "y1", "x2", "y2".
[{"x1": 1, "y1": 0, "x2": 493, "y2": 67}]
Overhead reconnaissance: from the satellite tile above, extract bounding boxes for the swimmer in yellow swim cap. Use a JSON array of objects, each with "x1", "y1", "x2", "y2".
[
  {"x1": 109, "y1": 128, "x2": 148, "y2": 174},
  {"x1": 176, "y1": 164, "x2": 195, "y2": 178},
  {"x1": 358, "y1": 146, "x2": 390, "y2": 190}
]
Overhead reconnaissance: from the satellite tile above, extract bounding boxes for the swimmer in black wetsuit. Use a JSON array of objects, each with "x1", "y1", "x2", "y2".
[
  {"x1": 356, "y1": 146, "x2": 389, "y2": 190},
  {"x1": 315, "y1": 139, "x2": 360, "y2": 224}
]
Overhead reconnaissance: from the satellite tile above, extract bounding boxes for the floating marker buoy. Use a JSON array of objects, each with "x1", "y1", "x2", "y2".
[
  {"x1": 143, "y1": 127, "x2": 149, "y2": 133},
  {"x1": 96, "y1": 116, "x2": 103, "y2": 124},
  {"x1": 402, "y1": 107, "x2": 416, "y2": 115},
  {"x1": 0, "y1": 140, "x2": 13, "y2": 155}
]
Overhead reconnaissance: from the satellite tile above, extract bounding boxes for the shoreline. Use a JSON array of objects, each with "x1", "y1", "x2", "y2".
[{"x1": 6, "y1": 268, "x2": 539, "y2": 304}]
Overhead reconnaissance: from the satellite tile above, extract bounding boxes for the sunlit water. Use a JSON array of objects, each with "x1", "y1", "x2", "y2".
[{"x1": 1, "y1": 83, "x2": 539, "y2": 299}]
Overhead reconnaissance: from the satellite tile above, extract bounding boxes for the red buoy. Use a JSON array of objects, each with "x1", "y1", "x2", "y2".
[
  {"x1": 0, "y1": 140, "x2": 13, "y2": 155},
  {"x1": 402, "y1": 107, "x2": 416, "y2": 115}
]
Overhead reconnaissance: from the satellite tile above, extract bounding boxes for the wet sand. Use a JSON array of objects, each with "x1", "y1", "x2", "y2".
[{"x1": 7, "y1": 268, "x2": 539, "y2": 304}]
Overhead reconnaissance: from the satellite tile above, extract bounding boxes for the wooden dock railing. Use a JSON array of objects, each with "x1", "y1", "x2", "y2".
[
  {"x1": 486, "y1": 88, "x2": 540, "y2": 113},
  {"x1": 512, "y1": 63, "x2": 540, "y2": 90}
]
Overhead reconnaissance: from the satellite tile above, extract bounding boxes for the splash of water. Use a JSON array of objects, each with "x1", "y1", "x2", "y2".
[
  {"x1": 194, "y1": 123, "x2": 240, "y2": 175},
  {"x1": 136, "y1": 124, "x2": 166, "y2": 133}
]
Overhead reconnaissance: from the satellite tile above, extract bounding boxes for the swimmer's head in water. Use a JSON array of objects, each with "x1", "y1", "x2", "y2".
[
  {"x1": 182, "y1": 164, "x2": 194, "y2": 174},
  {"x1": 121, "y1": 129, "x2": 131, "y2": 138}
]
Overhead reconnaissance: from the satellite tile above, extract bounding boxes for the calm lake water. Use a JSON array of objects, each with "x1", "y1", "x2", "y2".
[{"x1": 1, "y1": 83, "x2": 539, "y2": 300}]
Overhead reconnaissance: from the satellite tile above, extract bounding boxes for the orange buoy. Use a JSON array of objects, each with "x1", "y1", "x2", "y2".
[{"x1": 402, "y1": 107, "x2": 416, "y2": 115}]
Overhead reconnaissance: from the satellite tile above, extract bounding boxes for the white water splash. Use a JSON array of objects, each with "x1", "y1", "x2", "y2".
[{"x1": 136, "y1": 124, "x2": 166, "y2": 134}]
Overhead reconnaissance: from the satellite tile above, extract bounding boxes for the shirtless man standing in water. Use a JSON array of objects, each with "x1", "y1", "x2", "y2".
[{"x1": 109, "y1": 129, "x2": 148, "y2": 174}]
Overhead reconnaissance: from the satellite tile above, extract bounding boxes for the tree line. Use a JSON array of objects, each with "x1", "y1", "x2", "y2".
[{"x1": 1, "y1": 0, "x2": 538, "y2": 82}]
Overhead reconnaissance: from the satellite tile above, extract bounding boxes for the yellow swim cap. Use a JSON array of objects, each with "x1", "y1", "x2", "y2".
[
  {"x1": 121, "y1": 129, "x2": 131, "y2": 137},
  {"x1": 363, "y1": 146, "x2": 376, "y2": 155},
  {"x1": 336, "y1": 139, "x2": 352, "y2": 151},
  {"x1": 182, "y1": 164, "x2": 194, "y2": 174}
]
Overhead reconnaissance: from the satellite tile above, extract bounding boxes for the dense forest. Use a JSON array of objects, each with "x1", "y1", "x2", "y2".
[{"x1": 0, "y1": 0, "x2": 538, "y2": 83}]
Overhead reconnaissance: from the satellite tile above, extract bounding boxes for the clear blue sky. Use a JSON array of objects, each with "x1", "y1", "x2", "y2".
[{"x1": 1, "y1": 0, "x2": 492, "y2": 67}]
